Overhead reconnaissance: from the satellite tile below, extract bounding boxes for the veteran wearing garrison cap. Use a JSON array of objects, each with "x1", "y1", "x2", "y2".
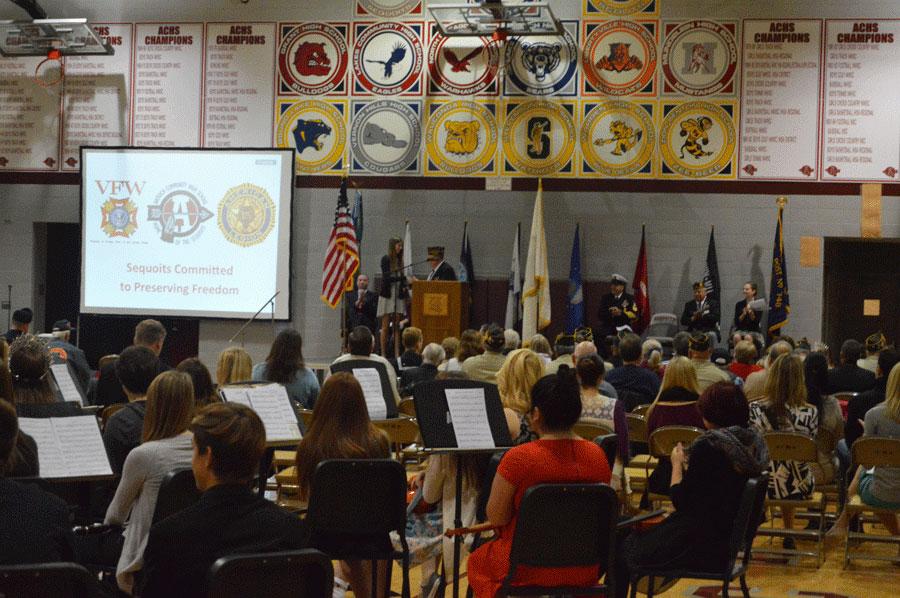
[{"x1": 425, "y1": 246, "x2": 457, "y2": 281}]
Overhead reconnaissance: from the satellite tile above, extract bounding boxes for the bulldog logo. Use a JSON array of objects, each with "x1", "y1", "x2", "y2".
[
  {"x1": 294, "y1": 41, "x2": 331, "y2": 76},
  {"x1": 444, "y1": 120, "x2": 480, "y2": 155}
]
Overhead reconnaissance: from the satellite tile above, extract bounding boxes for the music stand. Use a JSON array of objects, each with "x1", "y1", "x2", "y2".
[
  {"x1": 412, "y1": 379, "x2": 512, "y2": 598},
  {"x1": 330, "y1": 359, "x2": 399, "y2": 419}
]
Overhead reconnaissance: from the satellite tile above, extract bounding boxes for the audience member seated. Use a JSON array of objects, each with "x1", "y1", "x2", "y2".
[
  {"x1": 743, "y1": 340, "x2": 792, "y2": 402},
  {"x1": 827, "y1": 339, "x2": 876, "y2": 394},
  {"x1": 688, "y1": 333, "x2": 730, "y2": 391},
  {"x1": 46, "y1": 319, "x2": 91, "y2": 393},
  {"x1": 804, "y1": 353, "x2": 844, "y2": 486},
  {"x1": 3, "y1": 307, "x2": 32, "y2": 345},
  {"x1": 615, "y1": 387, "x2": 767, "y2": 598},
  {"x1": 577, "y1": 355, "x2": 627, "y2": 485},
  {"x1": 0, "y1": 398, "x2": 75, "y2": 565},
  {"x1": 390, "y1": 326, "x2": 423, "y2": 373},
  {"x1": 96, "y1": 319, "x2": 168, "y2": 407},
  {"x1": 730, "y1": 340, "x2": 763, "y2": 381},
  {"x1": 105, "y1": 370, "x2": 195, "y2": 594},
  {"x1": 439, "y1": 336, "x2": 459, "y2": 369},
  {"x1": 605, "y1": 333, "x2": 661, "y2": 412},
  {"x1": 526, "y1": 333, "x2": 553, "y2": 366},
  {"x1": 496, "y1": 349, "x2": 545, "y2": 445},
  {"x1": 295, "y1": 372, "x2": 390, "y2": 598},
  {"x1": 830, "y1": 362, "x2": 900, "y2": 539},
  {"x1": 467, "y1": 367, "x2": 611, "y2": 596},
  {"x1": 400, "y1": 342, "x2": 443, "y2": 397},
  {"x1": 640, "y1": 339, "x2": 663, "y2": 379},
  {"x1": 103, "y1": 346, "x2": 160, "y2": 475},
  {"x1": 444, "y1": 329, "x2": 482, "y2": 372},
  {"x1": 140, "y1": 402, "x2": 308, "y2": 598},
  {"x1": 573, "y1": 341, "x2": 618, "y2": 398},
  {"x1": 857, "y1": 332, "x2": 885, "y2": 374},
  {"x1": 502, "y1": 329, "x2": 520, "y2": 355},
  {"x1": 545, "y1": 332, "x2": 576, "y2": 375},
  {"x1": 332, "y1": 326, "x2": 400, "y2": 404},
  {"x1": 176, "y1": 358, "x2": 220, "y2": 407},
  {"x1": 8, "y1": 335, "x2": 81, "y2": 417},
  {"x1": 215, "y1": 346, "x2": 252, "y2": 387},
  {"x1": 461, "y1": 325, "x2": 507, "y2": 383},
  {"x1": 252, "y1": 329, "x2": 320, "y2": 409},
  {"x1": 750, "y1": 354, "x2": 817, "y2": 539},
  {"x1": 845, "y1": 348, "x2": 900, "y2": 450}
]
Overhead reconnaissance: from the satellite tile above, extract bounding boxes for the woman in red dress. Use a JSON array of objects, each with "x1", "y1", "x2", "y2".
[{"x1": 466, "y1": 365, "x2": 612, "y2": 596}]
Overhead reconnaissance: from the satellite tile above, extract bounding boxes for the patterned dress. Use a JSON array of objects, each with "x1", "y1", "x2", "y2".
[{"x1": 749, "y1": 400, "x2": 818, "y2": 499}]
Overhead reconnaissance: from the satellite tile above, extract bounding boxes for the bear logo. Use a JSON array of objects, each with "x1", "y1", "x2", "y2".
[
  {"x1": 292, "y1": 119, "x2": 332, "y2": 153},
  {"x1": 519, "y1": 42, "x2": 561, "y2": 82}
]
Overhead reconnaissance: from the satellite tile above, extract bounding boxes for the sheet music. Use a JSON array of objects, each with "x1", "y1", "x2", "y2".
[
  {"x1": 220, "y1": 387, "x2": 253, "y2": 407},
  {"x1": 18, "y1": 416, "x2": 112, "y2": 478},
  {"x1": 50, "y1": 364, "x2": 83, "y2": 405},
  {"x1": 246, "y1": 385, "x2": 301, "y2": 442},
  {"x1": 445, "y1": 388, "x2": 495, "y2": 449},
  {"x1": 353, "y1": 368, "x2": 388, "y2": 420}
]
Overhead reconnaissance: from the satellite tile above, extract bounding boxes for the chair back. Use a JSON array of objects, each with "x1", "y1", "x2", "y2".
[
  {"x1": 625, "y1": 413, "x2": 648, "y2": 443},
  {"x1": 152, "y1": 468, "x2": 202, "y2": 524},
  {"x1": 100, "y1": 403, "x2": 125, "y2": 429},
  {"x1": 97, "y1": 354, "x2": 119, "y2": 371},
  {"x1": 632, "y1": 404, "x2": 652, "y2": 417},
  {"x1": 306, "y1": 459, "x2": 406, "y2": 539},
  {"x1": 475, "y1": 451, "x2": 507, "y2": 523},
  {"x1": 594, "y1": 434, "x2": 618, "y2": 470},
  {"x1": 573, "y1": 418, "x2": 614, "y2": 440},
  {"x1": 727, "y1": 473, "x2": 770, "y2": 570},
  {"x1": 851, "y1": 437, "x2": 900, "y2": 468},
  {"x1": 207, "y1": 549, "x2": 333, "y2": 598},
  {"x1": 0, "y1": 562, "x2": 96, "y2": 598},
  {"x1": 830, "y1": 392, "x2": 859, "y2": 403},
  {"x1": 298, "y1": 409, "x2": 314, "y2": 429},
  {"x1": 763, "y1": 431, "x2": 817, "y2": 462},
  {"x1": 505, "y1": 484, "x2": 618, "y2": 590},
  {"x1": 373, "y1": 417, "x2": 420, "y2": 446},
  {"x1": 397, "y1": 398, "x2": 416, "y2": 417},
  {"x1": 648, "y1": 426, "x2": 703, "y2": 458}
]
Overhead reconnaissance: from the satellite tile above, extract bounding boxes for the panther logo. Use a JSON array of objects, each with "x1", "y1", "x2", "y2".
[
  {"x1": 519, "y1": 42, "x2": 561, "y2": 82},
  {"x1": 293, "y1": 42, "x2": 331, "y2": 77},
  {"x1": 595, "y1": 120, "x2": 643, "y2": 156},
  {"x1": 292, "y1": 119, "x2": 332, "y2": 154},
  {"x1": 444, "y1": 120, "x2": 480, "y2": 155}
]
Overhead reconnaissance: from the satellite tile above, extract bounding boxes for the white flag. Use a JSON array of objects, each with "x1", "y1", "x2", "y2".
[
  {"x1": 403, "y1": 220, "x2": 413, "y2": 283},
  {"x1": 522, "y1": 181, "x2": 551, "y2": 338},
  {"x1": 505, "y1": 223, "x2": 522, "y2": 330}
]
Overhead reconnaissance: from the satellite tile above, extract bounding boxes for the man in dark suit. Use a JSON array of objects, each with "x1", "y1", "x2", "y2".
[
  {"x1": 0, "y1": 399, "x2": 75, "y2": 565},
  {"x1": 680, "y1": 281, "x2": 720, "y2": 337},
  {"x1": 425, "y1": 246, "x2": 457, "y2": 281},
  {"x1": 140, "y1": 402, "x2": 308, "y2": 598},
  {"x1": 345, "y1": 274, "x2": 379, "y2": 335},
  {"x1": 827, "y1": 339, "x2": 877, "y2": 394},
  {"x1": 95, "y1": 319, "x2": 169, "y2": 407},
  {"x1": 597, "y1": 274, "x2": 639, "y2": 338}
]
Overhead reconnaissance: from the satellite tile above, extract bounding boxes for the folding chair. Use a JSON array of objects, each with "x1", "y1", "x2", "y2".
[
  {"x1": 208, "y1": 549, "x2": 333, "y2": 598},
  {"x1": 624, "y1": 413, "x2": 653, "y2": 499},
  {"x1": 629, "y1": 474, "x2": 770, "y2": 598},
  {"x1": 0, "y1": 562, "x2": 98, "y2": 598},
  {"x1": 373, "y1": 417, "x2": 421, "y2": 463},
  {"x1": 754, "y1": 432, "x2": 827, "y2": 566},
  {"x1": 305, "y1": 459, "x2": 410, "y2": 598},
  {"x1": 298, "y1": 408, "x2": 314, "y2": 429},
  {"x1": 100, "y1": 403, "x2": 125, "y2": 430},
  {"x1": 152, "y1": 467, "x2": 202, "y2": 524},
  {"x1": 572, "y1": 418, "x2": 614, "y2": 441},
  {"x1": 645, "y1": 426, "x2": 703, "y2": 505},
  {"x1": 843, "y1": 437, "x2": 900, "y2": 568},
  {"x1": 398, "y1": 398, "x2": 417, "y2": 417},
  {"x1": 594, "y1": 434, "x2": 618, "y2": 471}
]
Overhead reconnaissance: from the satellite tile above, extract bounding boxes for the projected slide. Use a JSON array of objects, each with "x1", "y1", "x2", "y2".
[{"x1": 81, "y1": 148, "x2": 293, "y2": 319}]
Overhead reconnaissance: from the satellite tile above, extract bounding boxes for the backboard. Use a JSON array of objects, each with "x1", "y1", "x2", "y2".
[
  {"x1": 0, "y1": 19, "x2": 113, "y2": 57},
  {"x1": 428, "y1": 1, "x2": 563, "y2": 38}
]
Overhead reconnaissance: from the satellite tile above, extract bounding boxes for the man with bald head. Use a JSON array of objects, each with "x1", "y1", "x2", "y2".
[
  {"x1": 743, "y1": 340, "x2": 792, "y2": 401},
  {"x1": 572, "y1": 341, "x2": 618, "y2": 399}
]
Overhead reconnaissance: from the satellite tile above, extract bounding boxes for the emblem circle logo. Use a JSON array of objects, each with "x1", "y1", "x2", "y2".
[
  {"x1": 353, "y1": 22, "x2": 423, "y2": 95},
  {"x1": 351, "y1": 100, "x2": 421, "y2": 174},
  {"x1": 581, "y1": 100, "x2": 655, "y2": 177},
  {"x1": 504, "y1": 26, "x2": 578, "y2": 96},
  {"x1": 582, "y1": 20, "x2": 657, "y2": 96},
  {"x1": 357, "y1": 0, "x2": 420, "y2": 18},
  {"x1": 427, "y1": 32, "x2": 499, "y2": 95},
  {"x1": 425, "y1": 101, "x2": 498, "y2": 175},
  {"x1": 659, "y1": 101, "x2": 735, "y2": 177},
  {"x1": 218, "y1": 184, "x2": 276, "y2": 247},
  {"x1": 276, "y1": 100, "x2": 346, "y2": 174},
  {"x1": 502, "y1": 101, "x2": 576, "y2": 176},
  {"x1": 278, "y1": 22, "x2": 348, "y2": 96},
  {"x1": 661, "y1": 20, "x2": 737, "y2": 96}
]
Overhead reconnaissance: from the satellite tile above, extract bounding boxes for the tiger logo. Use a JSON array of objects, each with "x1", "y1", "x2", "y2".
[
  {"x1": 519, "y1": 42, "x2": 561, "y2": 82},
  {"x1": 444, "y1": 120, "x2": 480, "y2": 155},
  {"x1": 292, "y1": 119, "x2": 332, "y2": 154},
  {"x1": 293, "y1": 42, "x2": 331, "y2": 77}
]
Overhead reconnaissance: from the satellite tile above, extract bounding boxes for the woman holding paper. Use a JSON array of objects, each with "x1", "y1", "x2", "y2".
[
  {"x1": 295, "y1": 372, "x2": 391, "y2": 598},
  {"x1": 105, "y1": 370, "x2": 195, "y2": 594}
]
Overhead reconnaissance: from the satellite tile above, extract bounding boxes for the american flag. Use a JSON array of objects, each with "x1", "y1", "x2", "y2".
[{"x1": 321, "y1": 178, "x2": 359, "y2": 308}]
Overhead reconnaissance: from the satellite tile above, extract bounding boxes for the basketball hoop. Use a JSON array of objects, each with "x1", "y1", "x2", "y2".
[
  {"x1": 34, "y1": 47, "x2": 63, "y2": 87},
  {"x1": 428, "y1": 1, "x2": 563, "y2": 38}
]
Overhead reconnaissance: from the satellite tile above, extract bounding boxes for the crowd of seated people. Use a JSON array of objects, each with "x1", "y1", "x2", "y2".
[{"x1": 0, "y1": 311, "x2": 897, "y2": 598}]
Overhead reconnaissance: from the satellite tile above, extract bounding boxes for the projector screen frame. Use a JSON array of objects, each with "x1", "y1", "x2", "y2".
[{"x1": 78, "y1": 145, "x2": 295, "y2": 322}]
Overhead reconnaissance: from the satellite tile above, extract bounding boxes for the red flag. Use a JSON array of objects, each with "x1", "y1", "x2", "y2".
[
  {"x1": 631, "y1": 225, "x2": 650, "y2": 334},
  {"x1": 321, "y1": 178, "x2": 359, "y2": 308}
]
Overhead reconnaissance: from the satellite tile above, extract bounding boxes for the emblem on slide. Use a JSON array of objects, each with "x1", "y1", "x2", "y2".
[
  {"x1": 275, "y1": 99, "x2": 347, "y2": 174},
  {"x1": 502, "y1": 101, "x2": 576, "y2": 176},
  {"x1": 425, "y1": 101, "x2": 498, "y2": 175},
  {"x1": 350, "y1": 99, "x2": 421, "y2": 174},
  {"x1": 581, "y1": 100, "x2": 654, "y2": 177},
  {"x1": 427, "y1": 27, "x2": 499, "y2": 96},
  {"x1": 100, "y1": 198, "x2": 138, "y2": 238},
  {"x1": 659, "y1": 101, "x2": 736, "y2": 178},
  {"x1": 585, "y1": 0, "x2": 656, "y2": 17},
  {"x1": 353, "y1": 21, "x2": 423, "y2": 95},
  {"x1": 355, "y1": 0, "x2": 421, "y2": 18},
  {"x1": 582, "y1": 20, "x2": 657, "y2": 96},
  {"x1": 278, "y1": 22, "x2": 349, "y2": 96},
  {"x1": 147, "y1": 184, "x2": 213, "y2": 244},
  {"x1": 504, "y1": 22, "x2": 578, "y2": 96},
  {"x1": 217, "y1": 184, "x2": 276, "y2": 247},
  {"x1": 661, "y1": 20, "x2": 738, "y2": 96}
]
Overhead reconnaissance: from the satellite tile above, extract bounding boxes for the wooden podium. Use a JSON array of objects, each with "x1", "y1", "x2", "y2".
[{"x1": 411, "y1": 280, "x2": 469, "y2": 346}]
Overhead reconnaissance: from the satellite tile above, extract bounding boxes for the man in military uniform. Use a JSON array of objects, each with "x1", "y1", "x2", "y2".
[
  {"x1": 597, "y1": 274, "x2": 639, "y2": 338},
  {"x1": 680, "y1": 281, "x2": 720, "y2": 338}
]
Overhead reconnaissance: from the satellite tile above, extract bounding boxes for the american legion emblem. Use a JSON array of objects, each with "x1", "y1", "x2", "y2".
[
  {"x1": 425, "y1": 100, "x2": 498, "y2": 176},
  {"x1": 100, "y1": 198, "x2": 138, "y2": 238},
  {"x1": 582, "y1": 20, "x2": 657, "y2": 96},
  {"x1": 277, "y1": 22, "x2": 349, "y2": 96},
  {"x1": 217, "y1": 184, "x2": 276, "y2": 247},
  {"x1": 659, "y1": 101, "x2": 736, "y2": 178},
  {"x1": 502, "y1": 100, "x2": 576, "y2": 176},
  {"x1": 275, "y1": 99, "x2": 347, "y2": 174},
  {"x1": 580, "y1": 100, "x2": 655, "y2": 177},
  {"x1": 661, "y1": 20, "x2": 738, "y2": 96}
]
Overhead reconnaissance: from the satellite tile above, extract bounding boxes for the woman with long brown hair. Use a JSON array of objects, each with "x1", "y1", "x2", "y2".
[
  {"x1": 378, "y1": 236, "x2": 408, "y2": 358},
  {"x1": 105, "y1": 370, "x2": 195, "y2": 594},
  {"x1": 251, "y1": 329, "x2": 319, "y2": 409},
  {"x1": 295, "y1": 372, "x2": 390, "y2": 598}
]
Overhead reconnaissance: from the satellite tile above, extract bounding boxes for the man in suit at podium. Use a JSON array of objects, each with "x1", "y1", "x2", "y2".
[
  {"x1": 345, "y1": 274, "x2": 379, "y2": 335},
  {"x1": 425, "y1": 246, "x2": 457, "y2": 281}
]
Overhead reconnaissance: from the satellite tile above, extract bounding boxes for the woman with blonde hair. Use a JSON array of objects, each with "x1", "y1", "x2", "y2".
[
  {"x1": 443, "y1": 329, "x2": 481, "y2": 372},
  {"x1": 496, "y1": 348, "x2": 545, "y2": 444},
  {"x1": 105, "y1": 370, "x2": 195, "y2": 593},
  {"x1": 215, "y1": 346, "x2": 252, "y2": 387},
  {"x1": 527, "y1": 334, "x2": 552, "y2": 366},
  {"x1": 749, "y1": 353, "x2": 817, "y2": 540}
]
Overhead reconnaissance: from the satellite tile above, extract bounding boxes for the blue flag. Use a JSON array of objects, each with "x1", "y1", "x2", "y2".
[
  {"x1": 566, "y1": 224, "x2": 584, "y2": 333},
  {"x1": 459, "y1": 222, "x2": 475, "y2": 283},
  {"x1": 351, "y1": 189, "x2": 363, "y2": 244},
  {"x1": 768, "y1": 201, "x2": 790, "y2": 338}
]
